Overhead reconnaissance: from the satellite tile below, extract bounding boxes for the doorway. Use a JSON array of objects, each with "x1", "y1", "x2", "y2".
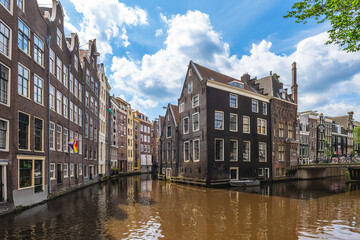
[
  {"x1": 57, "y1": 164, "x2": 62, "y2": 184},
  {"x1": 0, "y1": 166, "x2": 3, "y2": 202}
]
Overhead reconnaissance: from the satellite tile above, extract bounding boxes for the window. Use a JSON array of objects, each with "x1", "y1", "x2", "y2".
[
  {"x1": 90, "y1": 95, "x2": 94, "y2": 111},
  {"x1": 49, "y1": 122, "x2": 55, "y2": 150},
  {"x1": 258, "y1": 168, "x2": 264, "y2": 177},
  {"x1": 34, "y1": 35, "x2": 44, "y2": 66},
  {"x1": 63, "y1": 163, "x2": 68, "y2": 178},
  {"x1": 17, "y1": 0, "x2": 24, "y2": 10},
  {"x1": 74, "y1": 105, "x2": 78, "y2": 124},
  {"x1": 63, "y1": 65, "x2": 68, "y2": 88},
  {"x1": 79, "y1": 109, "x2": 82, "y2": 127},
  {"x1": 63, "y1": 128, "x2": 68, "y2": 152},
  {"x1": 184, "y1": 141, "x2": 190, "y2": 162},
  {"x1": 19, "y1": 159, "x2": 44, "y2": 192},
  {"x1": 0, "y1": 21, "x2": 10, "y2": 57},
  {"x1": 56, "y1": 57, "x2": 62, "y2": 81},
  {"x1": 56, "y1": 125, "x2": 62, "y2": 151},
  {"x1": 288, "y1": 123, "x2": 293, "y2": 139},
  {"x1": 188, "y1": 82, "x2": 193, "y2": 93},
  {"x1": 70, "y1": 163, "x2": 74, "y2": 177},
  {"x1": 167, "y1": 126, "x2": 171, "y2": 138},
  {"x1": 89, "y1": 146, "x2": 92, "y2": 159},
  {"x1": 78, "y1": 81, "x2": 82, "y2": 101},
  {"x1": 79, "y1": 163, "x2": 83, "y2": 175},
  {"x1": 230, "y1": 167, "x2": 238, "y2": 180},
  {"x1": 74, "y1": 55, "x2": 78, "y2": 71},
  {"x1": 18, "y1": 19, "x2": 30, "y2": 54},
  {"x1": 230, "y1": 113, "x2": 238, "y2": 132},
  {"x1": 91, "y1": 76, "x2": 94, "y2": 90},
  {"x1": 183, "y1": 117, "x2": 189, "y2": 134},
  {"x1": 50, "y1": 49, "x2": 55, "y2": 75},
  {"x1": 95, "y1": 101, "x2": 98, "y2": 115},
  {"x1": 279, "y1": 145, "x2": 285, "y2": 161},
  {"x1": 252, "y1": 99, "x2": 258, "y2": 113},
  {"x1": 86, "y1": 69, "x2": 90, "y2": 85},
  {"x1": 215, "y1": 111, "x2": 224, "y2": 130},
  {"x1": 50, "y1": 163, "x2": 55, "y2": 180},
  {"x1": 257, "y1": 119, "x2": 267, "y2": 135},
  {"x1": 279, "y1": 122, "x2": 284, "y2": 138},
  {"x1": 243, "y1": 116, "x2": 250, "y2": 133},
  {"x1": 230, "y1": 140, "x2": 238, "y2": 161},
  {"x1": 259, "y1": 142, "x2": 267, "y2": 162},
  {"x1": 230, "y1": 94, "x2": 237, "y2": 108},
  {"x1": 179, "y1": 103, "x2": 184, "y2": 113},
  {"x1": 34, "y1": 75, "x2": 43, "y2": 104},
  {"x1": 0, "y1": 118, "x2": 9, "y2": 150},
  {"x1": 243, "y1": 141, "x2": 250, "y2": 162},
  {"x1": 63, "y1": 95, "x2": 68, "y2": 118},
  {"x1": 167, "y1": 142, "x2": 171, "y2": 162},
  {"x1": 69, "y1": 101, "x2": 73, "y2": 121},
  {"x1": 193, "y1": 139, "x2": 200, "y2": 161},
  {"x1": 18, "y1": 112, "x2": 29, "y2": 150},
  {"x1": 34, "y1": 118, "x2": 43, "y2": 151},
  {"x1": 94, "y1": 122, "x2": 97, "y2": 142},
  {"x1": 0, "y1": 0, "x2": 10, "y2": 10},
  {"x1": 262, "y1": 103, "x2": 267, "y2": 115},
  {"x1": 85, "y1": 91, "x2": 89, "y2": 107},
  {"x1": 74, "y1": 78, "x2": 78, "y2": 98},
  {"x1": 0, "y1": 63, "x2": 9, "y2": 105},
  {"x1": 90, "y1": 117, "x2": 93, "y2": 140},
  {"x1": 79, "y1": 134, "x2": 82, "y2": 154},
  {"x1": 56, "y1": 28, "x2": 62, "y2": 48},
  {"x1": 192, "y1": 95, "x2": 199, "y2": 107},
  {"x1": 18, "y1": 64, "x2": 29, "y2": 98},
  {"x1": 215, "y1": 139, "x2": 224, "y2": 161},
  {"x1": 192, "y1": 113, "x2": 199, "y2": 131}
]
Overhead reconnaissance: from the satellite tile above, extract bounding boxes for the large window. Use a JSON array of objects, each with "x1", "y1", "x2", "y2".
[
  {"x1": 279, "y1": 122, "x2": 284, "y2": 138},
  {"x1": 215, "y1": 139, "x2": 224, "y2": 161},
  {"x1": 279, "y1": 145, "x2": 285, "y2": 161},
  {"x1": 167, "y1": 125, "x2": 171, "y2": 138},
  {"x1": 63, "y1": 65, "x2": 68, "y2": 88},
  {"x1": 257, "y1": 118, "x2": 267, "y2": 135},
  {"x1": 288, "y1": 123, "x2": 293, "y2": 139},
  {"x1": 167, "y1": 142, "x2": 171, "y2": 162},
  {"x1": 0, "y1": 63, "x2": 9, "y2": 105},
  {"x1": 252, "y1": 99, "x2": 258, "y2": 113},
  {"x1": 262, "y1": 103, "x2": 267, "y2": 115},
  {"x1": 0, "y1": 0, "x2": 10, "y2": 10},
  {"x1": 18, "y1": 64, "x2": 29, "y2": 98},
  {"x1": 70, "y1": 101, "x2": 73, "y2": 121},
  {"x1": 34, "y1": 118, "x2": 43, "y2": 151},
  {"x1": 85, "y1": 91, "x2": 89, "y2": 107},
  {"x1": 243, "y1": 141, "x2": 250, "y2": 162},
  {"x1": 183, "y1": 117, "x2": 189, "y2": 134},
  {"x1": 19, "y1": 159, "x2": 32, "y2": 188},
  {"x1": 18, "y1": 19, "x2": 30, "y2": 54},
  {"x1": 63, "y1": 163, "x2": 68, "y2": 178},
  {"x1": 90, "y1": 117, "x2": 93, "y2": 140},
  {"x1": 0, "y1": 21, "x2": 10, "y2": 57},
  {"x1": 259, "y1": 142, "x2": 267, "y2": 162},
  {"x1": 192, "y1": 95, "x2": 199, "y2": 108},
  {"x1": 34, "y1": 35, "x2": 44, "y2": 66},
  {"x1": 193, "y1": 113, "x2": 199, "y2": 131},
  {"x1": 49, "y1": 85, "x2": 55, "y2": 110},
  {"x1": 63, "y1": 128, "x2": 68, "y2": 152},
  {"x1": 63, "y1": 95, "x2": 68, "y2": 118},
  {"x1": 50, "y1": 163, "x2": 55, "y2": 180},
  {"x1": 230, "y1": 140, "x2": 238, "y2": 161},
  {"x1": 56, "y1": 91, "x2": 62, "y2": 114},
  {"x1": 230, "y1": 94, "x2": 237, "y2": 108},
  {"x1": 17, "y1": 0, "x2": 24, "y2": 11},
  {"x1": 18, "y1": 112, "x2": 29, "y2": 150},
  {"x1": 0, "y1": 119, "x2": 8, "y2": 150},
  {"x1": 243, "y1": 116, "x2": 250, "y2": 133},
  {"x1": 56, "y1": 57, "x2": 62, "y2": 81},
  {"x1": 188, "y1": 82, "x2": 193, "y2": 93},
  {"x1": 49, "y1": 122, "x2": 55, "y2": 150},
  {"x1": 56, "y1": 28, "x2": 62, "y2": 48},
  {"x1": 230, "y1": 113, "x2": 238, "y2": 132},
  {"x1": 56, "y1": 125, "x2": 62, "y2": 151},
  {"x1": 74, "y1": 105, "x2": 78, "y2": 124},
  {"x1": 85, "y1": 113, "x2": 88, "y2": 138},
  {"x1": 91, "y1": 76, "x2": 94, "y2": 90},
  {"x1": 215, "y1": 111, "x2": 224, "y2": 130},
  {"x1": 193, "y1": 139, "x2": 200, "y2": 161},
  {"x1": 86, "y1": 69, "x2": 90, "y2": 85},
  {"x1": 74, "y1": 55, "x2": 78, "y2": 71},
  {"x1": 184, "y1": 141, "x2": 190, "y2": 162},
  {"x1": 50, "y1": 49, "x2": 55, "y2": 75},
  {"x1": 34, "y1": 75, "x2": 43, "y2": 104}
]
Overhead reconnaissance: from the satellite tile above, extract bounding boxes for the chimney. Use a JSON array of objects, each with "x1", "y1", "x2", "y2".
[
  {"x1": 241, "y1": 73, "x2": 251, "y2": 84},
  {"x1": 291, "y1": 62, "x2": 298, "y2": 104}
]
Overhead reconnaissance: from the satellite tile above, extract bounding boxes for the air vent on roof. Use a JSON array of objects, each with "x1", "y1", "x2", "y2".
[{"x1": 229, "y1": 81, "x2": 244, "y2": 89}]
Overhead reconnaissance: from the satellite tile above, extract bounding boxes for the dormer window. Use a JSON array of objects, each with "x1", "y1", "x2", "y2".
[
  {"x1": 229, "y1": 81, "x2": 244, "y2": 89},
  {"x1": 57, "y1": 28, "x2": 62, "y2": 49},
  {"x1": 188, "y1": 82, "x2": 193, "y2": 93},
  {"x1": 17, "y1": 0, "x2": 24, "y2": 11}
]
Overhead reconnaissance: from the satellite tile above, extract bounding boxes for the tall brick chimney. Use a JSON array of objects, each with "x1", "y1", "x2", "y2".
[{"x1": 291, "y1": 62, "x2": 298, "y2": 104}]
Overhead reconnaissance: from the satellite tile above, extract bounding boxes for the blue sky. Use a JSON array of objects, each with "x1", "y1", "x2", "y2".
[{"x1": 37, "y1": 0, "x2": 360, "y2": 121}]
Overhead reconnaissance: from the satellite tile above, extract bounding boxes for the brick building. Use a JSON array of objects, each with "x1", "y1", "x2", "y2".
[
  {"x1": 150, "y1": 118, "x2": 160, "y2": 170},
  {"x1": 135, "y1": 111, "x2": 152, "y2": 172}
]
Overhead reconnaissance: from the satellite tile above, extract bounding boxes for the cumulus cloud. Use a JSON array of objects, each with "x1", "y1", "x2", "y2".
[
  {"x1": 110, "y1": 10, "x2": 360, "y2": 119},
  {"x1": 155, "y1": 29, "x2": 163, "y2": 37}
]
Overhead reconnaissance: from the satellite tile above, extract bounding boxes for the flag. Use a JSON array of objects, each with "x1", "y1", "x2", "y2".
[
  {"x1": 107, "y1": 108, "x2": 113, "y2": 115},
  {"x1": 68, "y1": 140, "x2": 78, "y2": 154}
]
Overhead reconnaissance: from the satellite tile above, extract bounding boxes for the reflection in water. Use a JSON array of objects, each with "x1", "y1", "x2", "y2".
[{"x1": 0, "y1": 175, "x2": 359, "y2": 239}]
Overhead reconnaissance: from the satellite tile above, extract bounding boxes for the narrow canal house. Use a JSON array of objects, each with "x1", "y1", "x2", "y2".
[
  {"x1": 113, "y1": 97, "x2": 128, "y2": 172},
  {"x1": 135, "y1": 111, "x2": 152, "y2": 172},
  {"x1": 160, "y1": 61, "x2": 272, "y2": 186},
  {"x1": 299, "y1": 111, "x2": 318, "y2": 163},
  {"x1": 159, "y1": 104, "x2": 179, "y2": 179},
  {"x1": 126, "y1": 105, "x2": 134, "y2": 172},
  {"x1": 109, "y1": 97, "x2": 120, "y2": 170},
  {"x1": 331, "y1": 124, "x2": 348, "y2": 157},
  {"x1": 248, "y1": 63, "x2": 298, "y2": 181}
]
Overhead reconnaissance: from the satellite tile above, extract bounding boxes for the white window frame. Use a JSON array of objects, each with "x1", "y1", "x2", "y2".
[
  {"x1": 188, "y1": 81, "x2": 193, "y2": 93},
  {"x1": 243, "y1": 116, "x2": 250, "y2": 134},
  {"x1": 49, "y1": 121, "x2": 55, "y2": 150},
  {"x1": 252, "y1": 99, "x2": 258, "y2": 113},
  {"x1": 230, "y1": 140, "x2": 238, "y2": 162},
  {"x1": 0, "y1": 62, "x2": 11, "y2": 107},
  {"x1": 257, "y1": 118, "x2": 267, "y2": 135},
  {"x1": 192, "y1": 112, "x2": 199, "y2": 132},
  {"x1": 243, "y1": 141, "x2": 251, "y2": 162},
  {"x1": 63, "y1": 163, "x2": 68, "y2": 178},
  {"x1": 166, "y1": 125, "x2": 171, "y2": 138},
  {"x1": 259, "y1": 142, "x2": 267, "y2": 162},
  {"x1": 18, "y1": 63, "x2": 30, "y2": 99},
  {"x1": 56, "y1": 27, "x2": 62, "y2": 49},
  {"x1": 193, "y1": 139, "x2": 200, "y2": 162},
  {"x1": 0, "y1": 117, "x2": 10, "y2": 151},
  {"x1": 183, "y1": 117, "x2": 189, "y2": 134},
  {"x1": 184, "y1": 141, "x2": 190, "y2": 162},
  {"x1": 214, "y1": 138, "x2": 224, "y2": 161},
  {"x1": 192, "y1": 94, "x2": 199, "y2": 108},
  {"x1": 262, "y1": 102, "x2": 267, "y2": 115},
  {"x1": 179, "y1": 103, "x2": 184, "y2": 113},
  {"x1": 215, "y1": 111, "x2": 224, "y2": 130},
  {"x1": 230, "y1": 113, "x2": 238, "y2": 132},
  {"x1": 230, "y1": 94, "x2": 237, "y2": 108},
  {"x1": 258, "y1": 168, "x2": 264, "y2": 177},
  {"x1": 0, "y1": 20, "x2": 12, "y2": 59},
  {"x1": 230, "y1": 167, "x2": 239, "y2": 180},
  {"x1": 50, "y1": 163, "x2": 56, "y2": 180},
  {"x1": 63, "y1": 95, "x2": 68, "y2": 118},
  {"x1": 56, "y1": 125, "x2": 62, "y2": 151}
]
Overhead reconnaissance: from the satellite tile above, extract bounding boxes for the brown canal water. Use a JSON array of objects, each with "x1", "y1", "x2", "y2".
[{"x1": 0, "y1": 174, "x2": 360, "y2": 240}]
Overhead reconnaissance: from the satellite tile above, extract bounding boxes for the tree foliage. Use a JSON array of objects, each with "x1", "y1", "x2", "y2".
[
  {"x1": 324, "y1": 139, "x2": 332, "y2": 158},
  {"x1": 354, "y1": 125, "x2": 360, "y2": 145},
  {"x1": 284, "y1": 0, "x2": 360, "y2": 52}
]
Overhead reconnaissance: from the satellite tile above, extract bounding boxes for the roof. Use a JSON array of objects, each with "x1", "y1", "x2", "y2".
[
  {"x1": 160, "y1": 116, "x2": 165, "y2": 130},
  {"x1": 192, "y1": 62, "x2": 255, "y2": 92},
  {"x1": 170, "y1": 104, "x2": 179, "y2": 124}
]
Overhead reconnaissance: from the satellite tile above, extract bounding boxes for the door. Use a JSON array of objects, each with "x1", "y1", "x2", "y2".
[
  {"x1": 89, "y1": 166, "x2": 93, "y2": 180},
  {"x1": 0, "y1": 166, "x2": 3, "y2": 202},
  {"x1": 57, "y1": 164, "x2": 62, "y2": 184}
]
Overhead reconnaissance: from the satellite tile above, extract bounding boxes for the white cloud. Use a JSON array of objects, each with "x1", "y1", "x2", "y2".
[{"x1": 155, "y1": 29, "x2": 163, "y2": 37}]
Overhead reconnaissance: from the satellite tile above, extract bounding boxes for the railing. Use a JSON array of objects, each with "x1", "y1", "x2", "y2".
[{"x1": 299, "y1": 156, "x2": 360, "y2": 165}]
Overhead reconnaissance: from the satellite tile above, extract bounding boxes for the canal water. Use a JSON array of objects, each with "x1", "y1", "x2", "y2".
[{"x1": 0, "y1": 174, "x2": 360, "y2": 240}]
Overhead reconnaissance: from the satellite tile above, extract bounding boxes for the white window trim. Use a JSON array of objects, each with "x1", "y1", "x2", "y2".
[
  {"x1": 259, "y1": 142, "x2": 267, "y2": 162},
  {"x1": 243, "y1": 116, "x2": 250, "y2": 134},
  {"x1": 188, "y1": 81, "x2": 193, "y2": 93},
  {"x1": 50, "y1": 163, "x2": 56, "y2": 180},
  {"x1": 192, "y1": 112, "x2": 199, "y2": 132},
  {"x1": 243, "y1": 141, "x2": 251, "y2": 162},
  {"x1": 183, "y1": 117, "x2": 189, "y2": 134},
  {"x1": 230, "y1": 93, "x2": 237, "y2": 108},
  {"x1": 63, "y1": 163, "x2": 68, "y2": 178},
  {"x1": 17, "y1": 19, "x2": 30, "y2": 56},
  {"x1": 230, "y1": 113, "x2": 238, "y2": 132},
  {"x1": 230, "y1": 139, "x2": 238, "y2": 162},
  {"x1": 0, "y1": 0, "x2": 13, "y2": 15},
  {"x1": 179, "y1": 103, "x2": 184, "y2": 113},
  {"x1": 215, "y1": 111, "x2": 224, "y2": 130},
  {"x1": 184, "y1": 141, "x2": 190, "y2": 162},
  {"x1": 262, "y1": 102, "x2": 267, "y2": 115},
  {"x1": 258, "y1": 168, "x2": 264, "y2": 177},
  {"x1": 0, "y1": 19, "x2": 12, "y2": 60},
  {"x1": 193, "y1": 139, "x2": 200, "y2": 162},
  {"x1": 214, "y1": 138, "x2": 224, "y2": 161},
  {"x1": 230, "y1": 167, "x2": 239, "y2": 180},
  {"x1": 192, "y1": 94, "x2": 199, "y2": 108},
  {"x1": 257, "y1": 118, "x2": 267, "y2": 135},
  {"x1": 0, "y1": 117, "x2": 10, "y2": 151},
  {"x1": 252, "y1": 99, "x2": 259, "y2": 113},
  {"x1": 0, "y1": 62, "x2": 11, "y2": 107}
]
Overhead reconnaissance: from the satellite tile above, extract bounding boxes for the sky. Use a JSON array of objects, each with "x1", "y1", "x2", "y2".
[{"x1": 37, "y1": 0, "x2": 360, "y2": 121}]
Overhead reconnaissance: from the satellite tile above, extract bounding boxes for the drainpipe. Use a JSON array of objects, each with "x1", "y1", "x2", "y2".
[
  {"x1": 47, "y1": 35, "x2": 52, "y2": 194},
  {"x1": 68, "y1": 64, "x2": 71, "y2": 187}
]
